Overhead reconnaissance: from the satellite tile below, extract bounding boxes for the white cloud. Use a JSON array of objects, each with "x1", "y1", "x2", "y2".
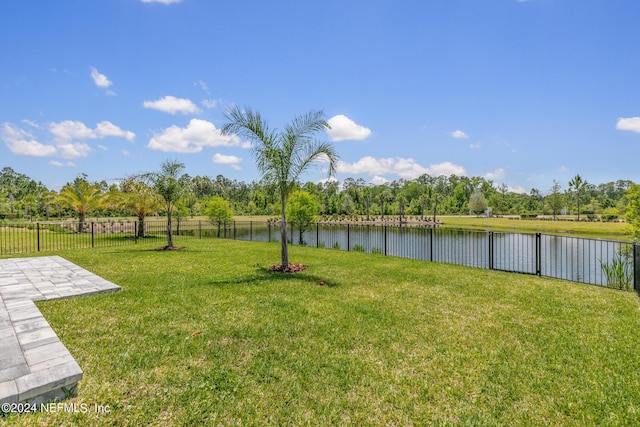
[
  {"x1": 558, "y1": 165, "x2": 568, "y2": 173},
  {"x1": 2, "y1": 120, "x2": 134, "y2": 159},
  {"x1": 424, "y1": 161, "x2": 467, "y2": 177},
  {"x1": 371, "y1": 176, "x2": 389, "y2": 185},
  {"x1": 140, "y1": 0, "x2": 182, "y2": 4},
  {"x1": 95, "y1": 121, "x2": 136, "y2": 142},
  {"x1": 337, "y1": 156, "x2": 466, "y2": 180},
  {"x1": 451, "y1": 130, "x2": 468, "y2": 139},
  {"x1": 194, "y1": 80, "x2": 209, "y2": 93},
  {"x1": 49, "y1": 120, "x2": 135, "y2": 143},
  {"x1": 508, "y1": 185, "x2": 527, "y2": 194},
  {"x1": 143, "y1": 96, "x2": 201, "y2": 115},
  {"x1": 49, "y1": 160, "x2": 76, "y2": 167},
  {"x1": 1, "y1": 123, "x2": 58, "y2": 157},
  {"x1": 90, "y1": 67, "x2": 112, "y2": 88},
  {"x1": 21, "y1": 119, "x2": 40, "y2": 128},
  {"x1": 147, "y1": 119, "x2": 245, "y2": 153},
  {"x1": 616, "y1": 117, "x2": 640, "y2": 133},
  {"x1": 470, "y1": 143, "x2": 481, "y2": 149},
  {"x1": 484, "y1": 168, "x2": 506, "y2": 181},
  {"x1": 326, "y1": 115, "x2": 372, "y2": 141},
  {"x1": 50, "y1": 120, "x2": 94, "y2": 141},
  {"x1": 202, "y1": 99, "x2": 218, "y2": 109},
  {"x1": 56, "y1": 142, "x2": 92, "y2": 159},
  {"x1": 212, "y1": 153, "x2": 242, "y2": 170}
]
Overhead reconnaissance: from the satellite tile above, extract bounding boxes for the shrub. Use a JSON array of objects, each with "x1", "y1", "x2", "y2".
[
  {"x1": 600, "y1": 253, "x2": 633, "y2": 291},
  {"x1": 601, "y1": 208, "x2": 619, "y2": 222}
]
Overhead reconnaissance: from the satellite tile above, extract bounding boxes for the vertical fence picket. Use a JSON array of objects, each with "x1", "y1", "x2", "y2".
[
  {"x1": 536, "y1": 233, "x2": 541, "y2": 276},
  {"x1": 634, "y1": 244, "x2": 640, "y2": 292}
]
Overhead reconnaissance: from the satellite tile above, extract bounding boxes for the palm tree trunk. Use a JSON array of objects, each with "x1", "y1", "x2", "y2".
[
  {"x1": 137, "y1": 215, "x2": 145, "y2": 238},
  {"x1": 167, "y1": 211, "x2": 173, "y2": 247},
  {"x1": 433, "y1": 198, "x2": 438, "y2": 225},
  {"x1": 280, "y1": 194, "x2": 289, "y2": 267},
  {"x1": 78, "y1": 211, "x2": 85, "y2": 233}
]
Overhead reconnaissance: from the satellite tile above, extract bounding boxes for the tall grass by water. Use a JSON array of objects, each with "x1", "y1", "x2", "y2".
[{"x1": 3, "y1": 238, "x2": 640, "y2": 425}]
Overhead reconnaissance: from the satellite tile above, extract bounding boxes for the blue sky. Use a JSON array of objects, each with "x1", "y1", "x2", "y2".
[{"x1": 1, "y1": 0, "x2": 640, "y2": 193}]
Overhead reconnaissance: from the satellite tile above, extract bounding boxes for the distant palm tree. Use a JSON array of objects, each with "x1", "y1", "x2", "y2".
[
  {"x1": 569, "y1": 174, "x2": 588, "y2": 221},
  {"x1": 378, "y1": 189, "x2": 392, "y2": 220},
  {"x1": 58, "y1": 177, "x2": 103, "y2": 232},
  {"x1": 222, "y1": 106, "x2": 339, "y2": 268},
  {"x1": 120, "y1": 178, "x2": 160, "y2": 238}
]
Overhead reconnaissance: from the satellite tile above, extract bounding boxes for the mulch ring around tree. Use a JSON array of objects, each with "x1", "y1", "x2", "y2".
[
  {"x1": 155, "y1": 245, "x2": 186, "y2": 251},
  {"x1": 268, "y1": 264, "x2": 308, "y2": 273}
]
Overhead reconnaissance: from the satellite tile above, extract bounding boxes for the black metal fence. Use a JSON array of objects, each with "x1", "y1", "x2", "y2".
[{"x1": 1, "y1": 220, "x2": 638, "y2": 291}]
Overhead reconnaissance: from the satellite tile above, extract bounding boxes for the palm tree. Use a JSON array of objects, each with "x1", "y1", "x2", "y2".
[
  {"x1": 120, "y1": 178, "x2": 160, "y2": 238},
  {"x1": 222, "y1": 106, "x2": 339, "y2": 268},
  {"x1": 378, "y1": 189, "x2": 392, "y2": 220},
  {"x1": 140, "y1": 160, "x2": 189, "y2": 248},
  {"x1": 58, "y1": 177, "x2": 103, "y2": 232},
  {"x1": 419, "y1": 190, "x2": 430, "y2": 221},
  {"x1": 569, "y1": 174, "x2": 588, "y2": 221}
]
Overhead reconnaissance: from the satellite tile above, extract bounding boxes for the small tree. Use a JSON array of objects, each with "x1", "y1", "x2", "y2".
[
  {"x1": 141, "y1": 160, "x2": 189, "y2": 248},
  {"x1": 546, "y1": 180, "x2": 564, "y2": 220},
  {"x1": 286, "y1": 190, "x2": 321, "y2": 244},
  {"x1": 378, "y1": 189, "x2": 392, "y2": 220},
  {"x1": 469, "y1": 189, "x2": 488, "y2": 217},
  {"x1": 120, "y1": 178, "x2": 159, "y2": 238},
  {"x1": 58, "y1": 176, "x2": 103, "y2": 232},
  {"x1": 205, "y1": 196, "x2": 234, "y2": 237},
  {"x1": 625, "y1": 183, "x2": 640, "y2": 242},
  {"x1": 569, "y1": 174, "x2": 588, "y2": 221},
  {"x1": 397, "y1": 194, "x2": 407, "y2": 223},
  {"x1": 222, "y1": 107, "x2": 338, "y2": 268}
]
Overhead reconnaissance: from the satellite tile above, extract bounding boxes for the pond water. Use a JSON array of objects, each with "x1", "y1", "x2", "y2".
[{"x1": 228, "y1": 223, "x2": 633, "y2": 287}]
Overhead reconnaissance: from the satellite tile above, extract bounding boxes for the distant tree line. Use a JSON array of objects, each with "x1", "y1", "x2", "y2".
[{"x1": 0, "y1": 165, "x2": 636, "y2": 225}]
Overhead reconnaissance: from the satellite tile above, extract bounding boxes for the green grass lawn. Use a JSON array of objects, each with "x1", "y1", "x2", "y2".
[{"x1": 4, "y1": 238, "x2": 640, "y2": 426}]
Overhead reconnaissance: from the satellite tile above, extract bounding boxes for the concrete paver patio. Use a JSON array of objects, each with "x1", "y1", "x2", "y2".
[{"x1": 0, "y1": 256, "x2": 120, "y2": 406}]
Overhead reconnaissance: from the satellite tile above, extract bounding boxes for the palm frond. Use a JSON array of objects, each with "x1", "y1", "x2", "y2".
[
  {"x1": 283, "y1": 110, "x2": 328, "y2": 145},
  {"x1": 291, "y1": 141, "x2": 339, "y2": 184},
  {"x1": 221, "y1": 106, "x2": 275, "y2": 148}
]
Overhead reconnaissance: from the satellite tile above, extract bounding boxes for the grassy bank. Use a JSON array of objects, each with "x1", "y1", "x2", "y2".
[
  {"x1": 439, "y1": 215, "x2": 631, "y2": 241},
  {"x1": 3, "y1": 238, "x2": 640, "y2": 425}
]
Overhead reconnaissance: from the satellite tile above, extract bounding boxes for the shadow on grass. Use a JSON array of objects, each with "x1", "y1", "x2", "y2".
[{"x1": 206, "y1": 265, "x2": 341, "y2": 288}]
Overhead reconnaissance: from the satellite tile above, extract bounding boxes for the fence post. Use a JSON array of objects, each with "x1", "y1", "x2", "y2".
[
  {"x1": 430, "y1": 227, "x2": 433, "y2": 262},
  {"x1": 488, "y1": 231, "x2": 494, "y2": 270},
  {"x1": 91, "y1": 222, "x2": 95, "y2": 248},
  {"x1": 384, "y1": 225, "x2": 387, "y2": 256},
  {"x1": 536, "y1": 233, "x2": 542, "y2": 276},
  {"x1": 37, "y1": 222, "x2": 40, "y2": 252},
  {"x1": 199, "y1": 220, "x2": 202, "y2": 239},
  {"x1": 268, "y1": 222, "x2": 271, "y2": 242},
  {"x1": 233, "y1": 221, "x2": 236, "y2": 240},
  {"x1": 316, "y1": 223, "x2": 319, "y2": 248},
  {"x1": 347, "y1": 224, "x2": 350, "y2": 251},
  {"x1": 134, "y1": 222, "x2": 138, "y2": 244},
  {"x1": 634, "y1": 244, "x2": 640, "y2": 292},
  {"x1": 250, "y1": 221, "x2": 253, "y2": 241}
]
